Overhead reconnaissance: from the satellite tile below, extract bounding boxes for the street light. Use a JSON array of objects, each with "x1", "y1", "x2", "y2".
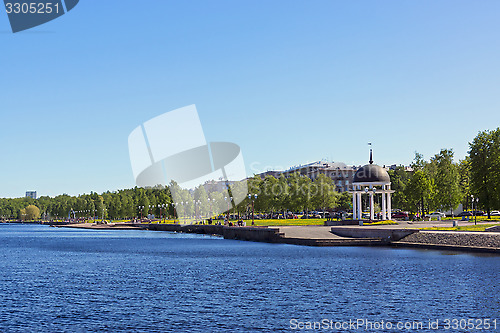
[
  {"x1": 475, "y1": 197, "x2": 479, "y2": 225},
  {"x1": 207, "y1": 198, "x2": 212, "y2": 220},
  {"x1": 471, "y1": 195, "x2": 480, "y2": 225},
  {"x1": 156, "y1": 204, "x2": 164, "y2": 223},
  {"x1": 180, "y1": 201, "x2": 184, "y2": 224},
  {"x1": 138, "y1": 205, "x2": 144, "y2": 221},
  {"x1": 194, "y1": 200, "x2": 201, "y2": 222},
  {"x1": 224, "y1": 196, "x2": 228, "y2": 224},
  {"x1": 248, "y1": 194, "x2": 258, "y2": 226},
  {"x1": 171, "y1": 202, "x2": 177, "y2": 224}
]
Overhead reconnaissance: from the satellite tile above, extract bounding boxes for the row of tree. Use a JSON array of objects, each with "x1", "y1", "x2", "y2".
[
  {"x1": 0, "y1": 174, "x2": 348, "y2": 221},
  {"x1": 1, "y1": 128, "x2": 499, "y2": 220},
  {"x1": 389, "y1": 128, "x2": 500, "y2": 218},
  {"x1": 0, "y1": 187, "x2": 173, "y2": 221}
]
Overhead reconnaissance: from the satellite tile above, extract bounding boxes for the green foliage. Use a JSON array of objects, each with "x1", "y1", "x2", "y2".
[
  {"x1": 25, "y1": 205, "x2": 40, "y2": 220},
  {"x1": 469, "y1": 128, "x2": 500, "y2": 218},
  {"x1": 430, "y1": 149, "x2": 461, "y2": 214},
  {"x1": 0, "y1": 186, "x2": 178, "y2": 221},
  {"x1": 388, "y1": 166, "x2": 410, "y2": 209},
  {"x1": 4, "y1": 128, "x2": 499, "y2": 222},
  {"x1": 457, "y1": 157, "x2": 471, "y2": 210},
  {"x1": 401, "y1": 149, "x2": 465, "y2": 215},
  {"x1": 311, "y1": 174, "x2": 338, "y2": 211},
  {"x1": 405, "y1": 169, "x2": 434, "y2": 215},
  {"x1": 337, "y1": 192, "x2": 352, "y2": 211},
  {"x1": 252, "y1": 218, "x2": 325, "y2": 226}
]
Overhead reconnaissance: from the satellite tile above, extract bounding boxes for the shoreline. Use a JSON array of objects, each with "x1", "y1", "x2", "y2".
[{"x1": 53, "y1": 222, "x2": 500, "y2": 254}]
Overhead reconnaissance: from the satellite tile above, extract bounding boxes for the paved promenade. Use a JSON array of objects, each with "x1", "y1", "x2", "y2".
[{"x1": 278, "y1": 226, "x2": 348, "y2": 239}]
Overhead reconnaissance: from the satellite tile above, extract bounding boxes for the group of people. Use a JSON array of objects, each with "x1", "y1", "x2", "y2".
[
  {"x1": 225, "y1": 219, "x2": 247, "y2": 227},
  {"x1": 201, "y1": 217, "x2": 254, "y2": 227}
]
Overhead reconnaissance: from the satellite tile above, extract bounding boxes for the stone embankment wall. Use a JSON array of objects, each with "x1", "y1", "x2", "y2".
[
  {"x1": 330, "y1": 227, "x2": 418, "y2": 241},
  {"x1": 397, "y1": 231, "x2": 500, "y2": 251},
  {"x1": 148, "y1": 224, "x2": 283, "y2": 242}
]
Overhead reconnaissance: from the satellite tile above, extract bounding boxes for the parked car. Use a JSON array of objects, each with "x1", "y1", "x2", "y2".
[
  {"x1": 490, "y1": 211, "x2": 500, "y2": 216},
  {"x1": 392, "y1": 211, "x2": 409, "y2": 219},
  {"x1": 457, "y1": 211, "x2": 472, "y2": 217},
  {"x1": 425, "y1": 212, "x2": 446, "y2": 218}
]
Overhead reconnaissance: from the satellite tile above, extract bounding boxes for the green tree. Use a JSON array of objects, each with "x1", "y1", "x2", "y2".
[
  {"x1": 337, "y1": 192, "x2": 352, "y2": 211},
  {"x1": 261, "y1": 175, "x2": 279, "y2": 215},
  {"x1": 95, "y1": 195, "x2": 106, "y2": 220},
  {"x1": 19, "y1": 208, "x2": 26, "y2": 220},
  {"x1": 457, "y1": 157, "x2": 471, "y2": 210},
  {"x1": 277, "y1": 175, "x2": 289, "y2": 216},
  {"x1": 311, "y1": 174, "x2": 338, "y2": 214},
  {"x1": 194, "y1": 185, "x2": 210, "y2": 218},
  {"x1": 431, "y1": 149, "x2": 461, "y2": 215},
  {"x1": 25, "y1": 205, "x2": 41, "y2": 220},
  {"x1": 388, "y1": 166, "x2": 410, "y2": 210},
  {"x1": 411, "y1": 151, "x2": 426, "y2": 171},
  {"x1": 469, "y1": 128, "x2": 500, "y2": 218},
  {"x1": 405, "y1": 169, "x2": 434, "y2": 215},
  {"x1": 298, "y1": 175, "x2": 313, "y2": 216},
  {"x1": 287, "y1": 172, "x2": 304, "y2": 213}
]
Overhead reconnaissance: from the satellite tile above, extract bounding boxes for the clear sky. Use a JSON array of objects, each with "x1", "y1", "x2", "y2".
[{"x1": 1, "y1": 0, "x2": 500, "y2": 198}]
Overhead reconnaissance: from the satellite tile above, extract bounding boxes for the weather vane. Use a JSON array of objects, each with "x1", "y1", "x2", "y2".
[{"x1": 368, "y1": 142, "x2": 373, "y2": 164}]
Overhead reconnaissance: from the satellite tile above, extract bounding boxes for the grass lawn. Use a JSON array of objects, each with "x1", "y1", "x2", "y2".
[
  {"x1": 420, "y1": 223, "x2": 500, "y2": 232},
  {"x1": 442, "y1": 216, "x2": 500, "y2": 222},
  {"x1": 364, "y1": 221, "x2": 398, "y2": 226},
  {"x1": 252, "y1": 219, "x2": 325, "y2": 226}
]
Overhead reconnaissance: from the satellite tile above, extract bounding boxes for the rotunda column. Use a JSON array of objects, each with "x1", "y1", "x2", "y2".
[
  {"x1": 381, "y1": 189, "x2": 387, "y2": 220},
  {"x1": 352, "y1": 191, "x2": 357, "y2": 219},
  {"x1": 387, "y1": 192, "x2": 392, "y2": 220},
  {"x1": 369, "y1": 192, "x2": 374, "y2": 220}
]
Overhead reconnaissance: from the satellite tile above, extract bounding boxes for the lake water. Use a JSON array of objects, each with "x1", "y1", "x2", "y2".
[{"x1": 0, "y1": 224, "x2": 498, "y2": 332}]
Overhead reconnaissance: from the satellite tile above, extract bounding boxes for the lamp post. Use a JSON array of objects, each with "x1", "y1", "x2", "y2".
[
  {"x1": 156, "y1": 204, "x2": 164, "y2": 223},
  {"x1": 475, "y1": 197, "x2": 479, "y2": 225},
  {"x1": 471, "y1": 195, "x2": 474, "y2": 225},
  {"x1": 194, "y1": 200, "x2": 201, "y2": 224},
  {"x1": 208, "y1": 198, "x2": 212, "y2": 220},
  {"x1": 224, "y1": 196, "x2": 229, "y2": 224},
  {"x1": 172, "y1": 202, "x2": 177, "y2": 224},
  {"x1": 248, "y1": 194, "x2": 257, "y2": 226},
  {"x1": 180, "y1": 201, "x2": 184, "y2": 224},
  {"x1": 139, "y1": 205, "x2": 144, "y2": 221},
  {"x1": 364, "y1": 187, "x2": 369, "y2": 221},
  {"x1": 471, "y1": 195, "x2": 480, "y2": 225}
]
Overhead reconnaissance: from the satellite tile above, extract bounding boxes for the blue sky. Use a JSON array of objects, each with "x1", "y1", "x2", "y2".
[{"x1": 1, "y1": 0, "x2": 500, "y2": 198}]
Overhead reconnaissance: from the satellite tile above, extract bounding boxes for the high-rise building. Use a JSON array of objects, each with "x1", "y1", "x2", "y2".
[{"x1": 26, "y1": 191, "x2": 37, "y2": 199}]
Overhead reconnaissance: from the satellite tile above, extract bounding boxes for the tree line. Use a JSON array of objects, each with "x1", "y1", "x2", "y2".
[
  {"x1": 0, "y1": 173, "x2": 349, "y2": 221},
  {"x1": 0, "y1": 187, "x2": 172, "y2": 221},
  {"x1": 1, "y1": 128, "x2": 499, "y2": 220},
  {"x1": 389, "y1": 128, "x2": 500, "y2": 218}
]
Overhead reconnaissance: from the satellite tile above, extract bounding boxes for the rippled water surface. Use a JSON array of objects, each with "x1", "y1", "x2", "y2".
[{"x1": 0, "y1": 224, "x2": 498, "y2": 332}]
